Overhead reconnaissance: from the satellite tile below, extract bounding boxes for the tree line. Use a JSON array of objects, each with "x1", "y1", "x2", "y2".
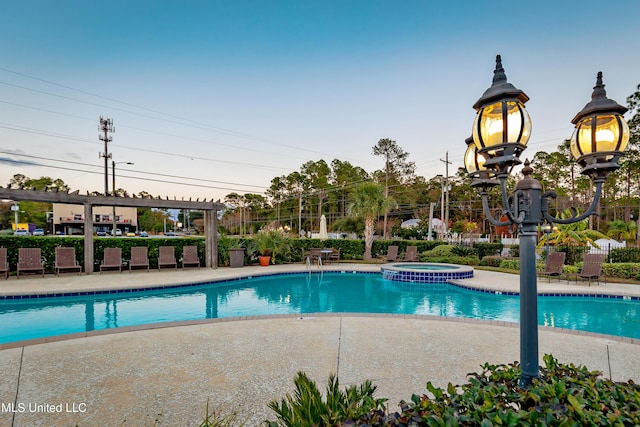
[{"x1": 3, "y1": 84, "x2": 639, "y2": 240}]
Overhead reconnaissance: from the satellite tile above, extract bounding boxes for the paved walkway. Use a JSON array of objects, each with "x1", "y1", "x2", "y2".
[{"x1": 1, "y1": 265, "x2": 639, "y2": 426}]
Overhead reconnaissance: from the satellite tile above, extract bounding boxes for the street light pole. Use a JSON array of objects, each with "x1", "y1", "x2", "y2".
[
  {"x1": 112, "y1": 161, "x2": 134, "y2": 236},
  {"x1": 464, "y1": 55, "x2": 629, "y2": 386}
]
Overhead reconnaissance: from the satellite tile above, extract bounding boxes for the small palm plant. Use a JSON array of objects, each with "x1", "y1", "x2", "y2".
[
  {"x1": 252, "y1": 229, "x2": 292, "y2": 265},
  {"x1": 267, "y1": 371, "x2": 387, "y2": 427}
]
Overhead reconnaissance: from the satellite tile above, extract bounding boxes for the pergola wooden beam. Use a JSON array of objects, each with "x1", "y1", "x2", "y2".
[{"x1": 0, "y1": 188, "x2": 223, "y2": 273}]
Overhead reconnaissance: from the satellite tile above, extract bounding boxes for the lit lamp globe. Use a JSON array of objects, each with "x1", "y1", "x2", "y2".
[
  {"x1": 464, "y1": 136, "x2": 497, "y2": 188},
  {"x1": 570, "y1": 71, "x2": 630, "y2": 181},
  {"x1": 472, "y1": 55, "x2": 532, "y2": 174}
]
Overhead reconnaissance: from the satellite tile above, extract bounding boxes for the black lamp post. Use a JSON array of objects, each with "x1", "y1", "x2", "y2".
[{"x1": 465, "y1": 55, "x2": 629, "y2": 386}]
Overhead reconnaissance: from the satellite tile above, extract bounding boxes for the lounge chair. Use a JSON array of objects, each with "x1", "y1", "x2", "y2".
[
  {"x1": 402, "y1": 246, "x2": 419, "y2": 262},
  {"x1": 0, "y1": 247, "x2": 8, "y2": 279},
  {"x1": 181, "y1": 245, "x2": 200, "y2": 269},
  {"x1": 540, "y1": 251, "x2": 565, "y2": 282},
  {"x1": 17, "y1": 248, "x2": 44, "y2": 278},
  {"x1": 129, "y1": 246, "x2": 150, "y2": 272},
  {"x1": 382, "y1": 245, "x2": 399, "y2": 262},
  {"x1": 100, "y1": 248, "x2": 122, "y2": 273},
  {"x1": 574, "y1": 253, "x2": 606, "y2": 286},
  {"x1": 158, "y1": 246, "x2": 177, "y2": 270},
  {"x1": 55, "y1": 247, "x2": 82, "y2": 276}
]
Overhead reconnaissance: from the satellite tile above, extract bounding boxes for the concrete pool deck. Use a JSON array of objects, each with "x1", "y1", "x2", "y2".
[{"x1": 1, "y1": 265, "x2": 639, "y2": 426}]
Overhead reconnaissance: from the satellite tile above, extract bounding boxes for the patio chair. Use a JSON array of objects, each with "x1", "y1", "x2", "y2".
[
  {"x1": 327, "y1": 248, "x2": 340, "y2": 264},
  {"x1": 129, "y1": 246, "x2": 150, "y2": 272},
  {"x1": 308, "y1": 248, "x2": 324, "y2": 265},
  {"x1": 0, "y1": 247, "x2": 8, "y2": 279},
  {"x1": 574, "y1": 253, "x2": 607, "y2": 286},
  {"x1": 540, "y1": 251, "x2": 565, "y2": 282},
  {"x1": 158, "y1": 246, "x2": 177, "y2": 270},
  {"x1": 181, "y1": 245, "x2": 200, "y2": 269},
  {"x1": 100, "y1": 248, "x2": 122, "y2": 273},
  {"x1": 382, "y1": 245, "x2": 399, "y2": 262},
  {"x1": 17, "y1": 248, "x2": 44, "y2": 278},
  {"x1": 55, "y1": 247, "x2": 82, "y2": 276},
  {"x1": 402, "y1": 246, "x2": 419, "y2": 262}
]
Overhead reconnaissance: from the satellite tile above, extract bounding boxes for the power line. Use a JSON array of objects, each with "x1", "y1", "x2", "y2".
[
  {"x1": 0, "y1": 151, "x2": 268, "y2": 193},
  {"x1": 0, "y1": 68, "x2": 370, "y2": 163}
]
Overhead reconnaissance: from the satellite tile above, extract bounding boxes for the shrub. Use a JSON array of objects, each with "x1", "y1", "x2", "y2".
[
  {"x1": 603, "y1": 262, "x2": 640, "y2": 280},
  {"x1": 266, "y1": 355, "x2": 640, "y2": 426},
  {"x1": 499, "y1": 259, "x2": 520, "y2": 270},
  {"x1": 474, "y1": 242, "x2": 503, "y2": 259},
  {"x1": 479, "y1": 255, "x2": 503, "y2": 267},
  {"x1": 430, "y1": 244, "x2": 455, "y2": 256},
  {"x1": 451, "y1": 245, "x2": 478, "y2": 257},
  {"x1": 610, "y1": 247, "x2": 640, "y2": 263},
  {"x1": 420, "y1": 255, "x2": 479, "y2": 266},
  {"x1": 367, "y1": 354, "x2": 640, "y2": 425},
  {"x1": 267, "y1": 371, "x2": 387, "y2": 426}
]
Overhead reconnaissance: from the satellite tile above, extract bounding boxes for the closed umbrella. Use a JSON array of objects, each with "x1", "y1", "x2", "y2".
[{"x1": 319, "y1": 214, "x2": 328, "y2": 239}]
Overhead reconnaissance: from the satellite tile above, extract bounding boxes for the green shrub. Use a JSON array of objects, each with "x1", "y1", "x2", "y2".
[
  {"x1": 610, "y1": 247, "x2": 640, "y2": 263},
  {"x1": 603, "y1": 262, "x2": 640, "y2": 280},
  {"x1": 451, "y1": 245, "x2": 478, "y2": 257},
  {"x1": 473, "y1": 242, "x2": 503, "y2": 259},
  {"x1": 420, "y1": 255, "x2": 479, "y2": 266},
  {"x1": 429, "y1": 244, "x2": 455, "y2": 256},
  {"x1": 368, "y1": 354, "x2": 640, "y2": 425},
  {"x1": 499, "y1": 259, "x2": 520, "y2": 270},
  {"x1": 267, "y1": 371, "x2": 387, "y2": 427},
  {"x1": 479, "y1": 255, "x2": 503, "y2": 267},
  {"x1": 267, "y1": 355, "x2": 640, "y2": 426}
]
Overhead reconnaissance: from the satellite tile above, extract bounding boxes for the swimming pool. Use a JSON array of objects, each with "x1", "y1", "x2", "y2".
[{"x1": 1, "y1": 272, "x2": 638, "y2": 345}]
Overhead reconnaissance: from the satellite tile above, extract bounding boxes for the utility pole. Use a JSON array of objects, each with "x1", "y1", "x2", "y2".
[
  {"x1": 99, "y1": 117, "x2": 114, "y2": 196},
  {"x1": 298, "y1": 194, "x2": 303, "y2": 236},
  {"x1": 440, "y1": 151, "x2": 452, "y2": 237}
]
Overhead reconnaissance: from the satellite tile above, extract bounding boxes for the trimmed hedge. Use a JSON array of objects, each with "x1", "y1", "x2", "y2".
[
  {"x1": 473, "y1": 242, "x2": 503, "y2": 259},
  {"x1": 0, "y1": 236, "x2": 206, "y2": 272},
  {"x1": 610, "y1": 247, "x2": 640, "y2": 263}
]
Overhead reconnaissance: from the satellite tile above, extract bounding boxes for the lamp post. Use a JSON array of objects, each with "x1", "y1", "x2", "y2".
[
  {"x1": 112, "y1": 161, "x2": 134, "y2": 236},
  {"x1": 464, "y1": 55, "x2": 629, "y2": 386},
  {"x1": 542, "y1": 223, "x2": 552, "y2": 264}
]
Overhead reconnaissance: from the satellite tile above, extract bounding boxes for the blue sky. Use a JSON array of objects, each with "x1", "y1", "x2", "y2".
[{"x1": 1, "y1": 1, "x2": 639, "y2": 201}]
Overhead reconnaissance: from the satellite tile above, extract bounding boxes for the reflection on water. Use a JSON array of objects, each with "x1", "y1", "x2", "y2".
[{"x1": 0, "y1": 273, "x2": 638, "y2": 344}]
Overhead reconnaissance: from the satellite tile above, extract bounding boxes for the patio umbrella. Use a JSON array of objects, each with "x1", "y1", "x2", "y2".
[{"x1": 319, "y1": 214, "x2": 328, "y2": 239}]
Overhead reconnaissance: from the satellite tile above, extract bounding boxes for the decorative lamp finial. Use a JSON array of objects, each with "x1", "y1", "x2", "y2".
[{"x1": 492, "y1": 54, "x2": 507, "y2": 85}]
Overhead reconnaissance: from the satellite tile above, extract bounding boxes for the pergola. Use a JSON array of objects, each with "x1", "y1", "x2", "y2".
[{"x1": 0, "y1": 188, "x2": 224, "y2": 273}]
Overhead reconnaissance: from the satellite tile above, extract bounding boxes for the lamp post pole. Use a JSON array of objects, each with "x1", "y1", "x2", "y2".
[
  {"x1": 543, "y1": 224, "x2": 552, "y2": 264},
  {"x1": 464, "y1": 56, "x2": 629, "y2": 386},
  {"x1": 112, "y1": 161, "x2": 134, "y2": 236}
]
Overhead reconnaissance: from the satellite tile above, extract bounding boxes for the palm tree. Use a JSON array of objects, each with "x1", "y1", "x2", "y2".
[
  {"x1": 606, "y1": 219, "x2": 637, "y2": 242},
  {"x1": 538, "y1": 210, "x2": 607, "y2": 248},
  {"x1": 348, "y1": 182, "x2": 396, "y2": 260}
]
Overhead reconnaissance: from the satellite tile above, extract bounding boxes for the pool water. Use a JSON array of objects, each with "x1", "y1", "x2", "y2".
[{"x1": 1, "y1": 272, "x2": 638, "y2": 344}]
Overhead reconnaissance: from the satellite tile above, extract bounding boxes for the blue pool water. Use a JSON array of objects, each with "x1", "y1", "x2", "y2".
[{"x1": 1, "y1": 272, "x2": 638, "y2": 344}]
